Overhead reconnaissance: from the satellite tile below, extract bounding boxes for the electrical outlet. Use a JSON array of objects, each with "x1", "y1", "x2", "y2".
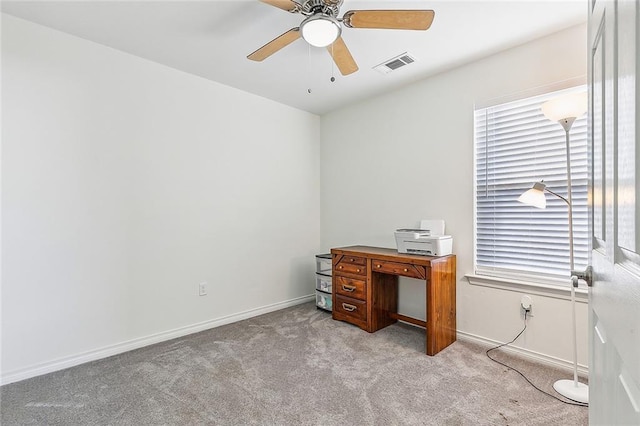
[
  {"x1": 198, "y1": 282, "x2": 207, "y2": 296},
  {"x1": 520, "y1": 295, "x2": 533, "y2": 317}
]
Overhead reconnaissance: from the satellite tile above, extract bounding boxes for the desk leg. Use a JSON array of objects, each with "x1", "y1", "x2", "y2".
[
  {"x1": 426, "y1": 257, "x2": 457, "y2": 355},
  {"x1": 370, "y1": 272, "x2": 398, "y2": 332}
]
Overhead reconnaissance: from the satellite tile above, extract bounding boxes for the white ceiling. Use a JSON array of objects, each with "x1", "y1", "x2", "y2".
[{"x1": 2, "y1": 0, "x2": 587, "y2": 115}]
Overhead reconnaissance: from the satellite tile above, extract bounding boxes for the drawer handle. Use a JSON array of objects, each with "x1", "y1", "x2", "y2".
[
  {"x1": 403, "y1": 268, "x2": 408, "y2": 272},
  {"x1": 342, "y1": 303, "x2": 357, "y2": 312},
  {"x1": 376, "y1": 264, "x2": 381, "y2": 268},
  {"x1": 338, "y1": 265, "x2": 343, "y2": 269},
  {"x1": 350, "y1": 258, "x2": 355, "y2": 262},
  {"x1": 342, "y1": 284, "x2": 356, "y2": 292},
  {"x1": 356, "y1": 268, "x2": 361, "y2": 273}
]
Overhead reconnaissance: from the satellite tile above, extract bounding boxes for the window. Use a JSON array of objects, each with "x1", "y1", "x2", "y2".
[{"x1": 474, "y1": 87, "x2": 588, "y2": 283}]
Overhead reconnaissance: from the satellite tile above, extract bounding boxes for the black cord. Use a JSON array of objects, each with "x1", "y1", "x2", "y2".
[{"x1": 485, "y1": 311, "x2": 589, "y2": 407}]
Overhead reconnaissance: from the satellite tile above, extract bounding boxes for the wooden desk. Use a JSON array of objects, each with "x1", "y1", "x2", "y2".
[{"x1": 331, "y1": 246, "x2": 456, "y2": 356}]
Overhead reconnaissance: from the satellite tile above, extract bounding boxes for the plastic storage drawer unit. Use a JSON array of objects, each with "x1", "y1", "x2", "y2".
[{"x1": 315, "y1": 253, "x2": 332, "y2": 312}]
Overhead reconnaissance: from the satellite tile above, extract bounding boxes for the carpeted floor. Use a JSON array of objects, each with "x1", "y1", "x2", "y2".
[{"x1": 1, "y1": 302, "x2": 588, "y2": 425}]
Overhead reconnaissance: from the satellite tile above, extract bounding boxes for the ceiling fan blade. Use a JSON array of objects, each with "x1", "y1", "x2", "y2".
[
  {"x1": 326, "y1": 37, "x2": 359, "y2": 76},
  {"x1": 343, "y1": 10, "x2": 435, "y2": 30},
  {"x1": 259, "y1": 0, "x2": 299, "y2": 13},
  {"x1": 247, "y1": 28, "x2": 301, "y2": 61}
]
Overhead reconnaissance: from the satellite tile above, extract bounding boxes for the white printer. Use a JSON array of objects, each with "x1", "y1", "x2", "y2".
[{"x1": 395, "y1": 219, "x2": 453, "y2": 256}]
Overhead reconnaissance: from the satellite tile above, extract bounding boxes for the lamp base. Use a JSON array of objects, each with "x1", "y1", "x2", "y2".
[{"x1": 553, "y1": 379, "x2": 589, "y2": 403}]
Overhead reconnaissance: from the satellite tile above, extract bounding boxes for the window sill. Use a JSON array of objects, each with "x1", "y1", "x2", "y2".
[{"x1": 465, "y1": 274, "x2": 588, "y2": 303}]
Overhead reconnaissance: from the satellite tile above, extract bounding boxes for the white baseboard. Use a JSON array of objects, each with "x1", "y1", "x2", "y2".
[
  {"x1": 456, "y1": 330, "x2": 589, "y2": 377},
  {"x1": 1, "y1": 294, "x2": 315, "y2": 386}
]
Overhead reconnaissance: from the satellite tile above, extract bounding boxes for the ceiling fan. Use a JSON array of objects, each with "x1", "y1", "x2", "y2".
[{"x1": 247, "y1": 0, "x2": 435, "y2": 76}]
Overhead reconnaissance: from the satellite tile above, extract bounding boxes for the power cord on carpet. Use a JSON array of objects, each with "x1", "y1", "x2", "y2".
[{"x1": 485, "y1": 311, "x2": 589, "y2": 408}]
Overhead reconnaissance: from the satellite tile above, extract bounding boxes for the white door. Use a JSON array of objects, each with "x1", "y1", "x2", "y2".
[{"x1": 589, "y1": 0, "x2": 640, "y2": 424}]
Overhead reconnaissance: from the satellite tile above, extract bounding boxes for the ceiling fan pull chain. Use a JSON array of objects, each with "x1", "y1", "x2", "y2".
[
  {"x1": 330, "y1": 42, "x2": 335, "y2": 82},
  {"x1": 307, "y1": 43, "x2": 312, "y2": 94}
]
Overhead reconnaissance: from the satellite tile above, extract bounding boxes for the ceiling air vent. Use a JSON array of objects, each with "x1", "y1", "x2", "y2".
[{"x1": 373, "y1": 53, "x2": 416, "y2": 74}]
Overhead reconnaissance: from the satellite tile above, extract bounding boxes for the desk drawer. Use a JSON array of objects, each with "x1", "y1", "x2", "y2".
[
  {"x1": 335, "y1": 295, "x2": 367, "y2": 323},
  {"x1": 334, "y1": 255, "x2": 367, "y2": 276},
  {"x1": 338, "y1": 255, "x2": 366, "y2": 266},
  {"x1": 371, "y1": 260, "x2": 426, "y2": 279},
  {"x1": 335, "y1": 261, "x2": 367, "y2": 275},
  {"x1": 335, "y1": 276, "x2": 366, "y2": 300}
]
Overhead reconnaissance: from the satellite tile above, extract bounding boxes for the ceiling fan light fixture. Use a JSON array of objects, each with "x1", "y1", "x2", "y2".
[{"x1": 300, "y1": 14, "x2": 341, "y2": 47}]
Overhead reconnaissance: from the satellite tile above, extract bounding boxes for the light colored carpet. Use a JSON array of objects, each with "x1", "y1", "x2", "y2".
[{"x1": 1, "y1": 302, "x2": 588, "y2": 425}]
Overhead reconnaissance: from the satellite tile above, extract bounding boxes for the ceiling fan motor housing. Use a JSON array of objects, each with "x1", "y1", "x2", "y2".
[{"x1": 301, "y1": 0, "x2": 342, "y2": 17}]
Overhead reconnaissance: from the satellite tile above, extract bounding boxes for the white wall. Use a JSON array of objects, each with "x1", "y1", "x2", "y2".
[
  {"x1": 320, "y1": 24, "x2": 589, "y2": 369},
  {"x1": 1, "y1": 15, "x2": 320, "y2": 383}
]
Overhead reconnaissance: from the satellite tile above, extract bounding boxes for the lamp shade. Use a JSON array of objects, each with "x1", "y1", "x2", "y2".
[
  {"x1": 518, "y1": 181, "x2": 547, "y2": 209},
  {"x1": 541, "y1": 92, "x2": 588, "y2": 122},
  {"x1": 300, "y1": 14, "x2": 341, "y2": 47}
]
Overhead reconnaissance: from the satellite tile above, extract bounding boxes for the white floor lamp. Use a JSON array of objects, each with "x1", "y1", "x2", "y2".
[{"x1": 517, "y1": 91, "x2": 589, "y2": 404}]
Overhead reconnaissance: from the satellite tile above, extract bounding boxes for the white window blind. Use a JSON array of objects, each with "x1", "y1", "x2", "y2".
[{"x1": 474, "y1": 87, "x2": 588, "y2": 281}]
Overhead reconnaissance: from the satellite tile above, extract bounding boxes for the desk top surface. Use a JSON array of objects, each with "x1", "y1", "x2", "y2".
[{"x1": 331, "y1": 245, "x2": 454, "y2": 266}]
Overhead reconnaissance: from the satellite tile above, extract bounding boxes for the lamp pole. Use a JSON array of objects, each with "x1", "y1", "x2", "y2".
[{"x1": 558, "y1": 117, "x2": 576, "y2": 272}]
